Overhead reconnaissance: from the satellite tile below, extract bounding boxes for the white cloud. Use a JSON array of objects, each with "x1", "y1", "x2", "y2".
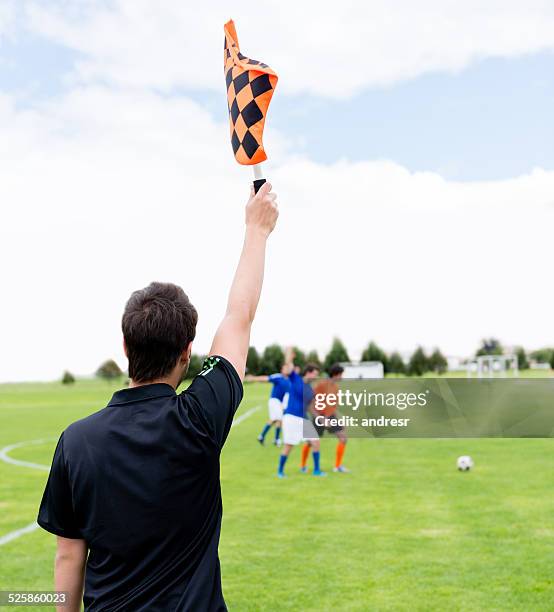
[
  {"x1": 0, "y1": 0, "x2": 15, "y2": 39},
  {"x1": 24, "y1": 0, "x2": 554, "y2": 98},
  {"x1": 0, "y1": 86, "x2": 553, "y2": 381}
]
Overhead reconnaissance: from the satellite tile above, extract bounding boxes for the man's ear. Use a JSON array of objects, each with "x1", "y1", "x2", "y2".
[
  {"x1": 181, "y1": 342, "x2": 193, "y2": 363},
  {"x1": 123, "y1": 338, "x2": 128, "y2": 358}
]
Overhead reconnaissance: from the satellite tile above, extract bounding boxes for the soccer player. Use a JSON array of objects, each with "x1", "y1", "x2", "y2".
[
  {"x1": 249, "y1": 366, "x2": 290, "y2": 446},
  {"x1": 37, "y1": 184, "x2": 278, "y2": 611},
  {"x1": 301, "y1": 363, "x2": 350, "y2": 473},
  {"x1": 278, "y1": 348, "x2": 325, "y2": 477}
]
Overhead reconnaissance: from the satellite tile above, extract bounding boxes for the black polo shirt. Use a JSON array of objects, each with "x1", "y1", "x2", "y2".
[{"x1": 37, "y1": 355, "x2": 243, "y2": 612}]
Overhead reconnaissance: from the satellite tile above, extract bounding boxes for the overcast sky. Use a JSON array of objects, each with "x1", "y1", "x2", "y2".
[{"x1": 1, "y1": 1, "x2": 553, "y2": 381}]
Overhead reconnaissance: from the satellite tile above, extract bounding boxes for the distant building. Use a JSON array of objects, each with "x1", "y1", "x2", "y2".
[
  {"x1": 340, "y1": 361, "x2": 384, "y2": 379},
  {"x1": 446, "y1": 356, "x2": 466, "y2": 372},
  {"x1": 529, "y1": 361, "x2": 551, "y2": 370}
]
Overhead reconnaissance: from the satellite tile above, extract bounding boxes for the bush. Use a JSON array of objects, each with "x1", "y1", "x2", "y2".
[
  {"x1": 323, "y1": 338, "x2": 350, "y2": 373},
  {"x1": 515, "y1": 347, "x2": 529, "y2": 370},
  {"x1": 476, "y1": 338, "x2": 503, "y2": 356},
  {"x1": 361, "y1": 341, "x2": 389, "y2": 372},
  {"x1": 96, "y1": 359, "x2": 123, "y2": 380},
  {"x1": 388, "y1": 352, "x2": 405, "y2": 374},
  {"x1": 306, "y1": 350, "x2": 322, "y2": 369},
  {"x1": 61, "y1": 371, "x2": 75, "y2": 385},
  {"x1": 246, "y1": 347, "x2": 261, "y2": 375},
  {"x1": 530, "y1": 348, "x2": 554, "y2": 364},
  {"x1": 260, "y1": 344, "x2": 285, "y2": 374},
  {"x1": 428, "y1": 348, "x2": 448, "y2": 375},
  {"x1": 293, "y1": 347, "x2": 307, "y2": 369},
  {"x1": 408, "y1": 347, "x2": 429, "y2": 377}
]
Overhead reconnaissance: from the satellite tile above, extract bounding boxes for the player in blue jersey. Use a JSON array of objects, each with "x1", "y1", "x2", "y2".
[
  {"x1": 247, "y1": 366, "x2": 291, "y2": 446},
  {"x1": 278, "y1": 348, "x2": 325, "y2": 477}
]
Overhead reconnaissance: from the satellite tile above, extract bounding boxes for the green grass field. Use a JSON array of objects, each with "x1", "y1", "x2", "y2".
[{"x1": 1, "y1": 378, "x2": 553, "y2": 611}]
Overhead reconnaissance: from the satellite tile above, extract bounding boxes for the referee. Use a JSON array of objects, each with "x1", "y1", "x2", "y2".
[{"x1": 37, "y1": 184, "x2": 278, "y2": 611}]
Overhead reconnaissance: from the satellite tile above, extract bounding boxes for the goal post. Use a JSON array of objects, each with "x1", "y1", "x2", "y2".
[{"x1": 466, "y1": 354, "x2": 519, "y2": 378}]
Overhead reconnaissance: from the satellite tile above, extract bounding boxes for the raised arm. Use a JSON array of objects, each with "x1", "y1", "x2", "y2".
[
  {"x1": 244, "y1": 374, "x2": 270, "y2": 382},
  {"x1": 283, "y1": 346, "x2": 295, "y2": 376},
  {"x1": 210, "y1": 183, "x2": 278, "y2": 379}
]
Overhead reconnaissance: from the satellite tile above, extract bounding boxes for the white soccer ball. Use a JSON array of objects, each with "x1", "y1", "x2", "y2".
[{"x1": 457, "y1": 455, "x2": 474, "y2": 471}]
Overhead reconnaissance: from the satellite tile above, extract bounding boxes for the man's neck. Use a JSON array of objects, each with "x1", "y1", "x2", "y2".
[{"x1": 129, "y1": 376, "x2": 178, "y2": 390}]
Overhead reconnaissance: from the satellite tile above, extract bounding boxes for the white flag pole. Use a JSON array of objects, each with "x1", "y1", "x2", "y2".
[{"x1": 252, "y1": 163, "x2": 266, "y2": 194}]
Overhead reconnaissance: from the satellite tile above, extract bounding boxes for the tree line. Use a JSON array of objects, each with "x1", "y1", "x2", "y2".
[
  {"x1": 240, "y1": 338, "x2": 554, "y2": 377},
  {"x1": 243, "y1": 339, "x2": 449, "y2": 377},
  {"x1": 63, "y1": 338, "x2": 554, "y2": 384},
  {"x1": 86, "y1": 339, "x2": 445, "y2": 381}
]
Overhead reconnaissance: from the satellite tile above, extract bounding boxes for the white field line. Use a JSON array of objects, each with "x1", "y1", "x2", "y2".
[
  {"x1": 0, "y1": 404, "x2": 260, "y2": 546},
  {"x1": 232, "y1": 404, "x2": 260, "y2": 427},
  {"x1": 0, "y1": 521, "x2": 40, "y2": 545},
  {"x1": 0, "y1": 439, "x2": 52, "y2": 471},
  {"x1": 0, "y1": 438, "x2": 52, "y2": 547}
]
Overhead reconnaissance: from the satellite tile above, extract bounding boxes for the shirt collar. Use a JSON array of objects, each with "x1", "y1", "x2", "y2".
[{"x1": 107, "y1": 383, "x2": 177, "y2": 406}]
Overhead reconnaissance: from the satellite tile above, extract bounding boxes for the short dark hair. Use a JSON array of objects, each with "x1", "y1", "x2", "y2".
[
  {"x1": 329, "y1": 364, "x2": 344, "y2": 377},
  {"x1": 122, "y1": 282, "x2": 198, "y2": 383},
  {"x1": 302, "y1": 363, "x2": 320, "y2": 376}
]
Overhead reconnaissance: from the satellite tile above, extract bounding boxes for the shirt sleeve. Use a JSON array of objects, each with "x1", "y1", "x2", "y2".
[
  {"x1": 183, "y1": 355, "x2": 244, "y2": 448},
  {"x1": 37, "y1": 433, "x2": 82, "y2": 539},
  {"x1": 267, "y1": 374, "x2": 280, "y2": 383}
]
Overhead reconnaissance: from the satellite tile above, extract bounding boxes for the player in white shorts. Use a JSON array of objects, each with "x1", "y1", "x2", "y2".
[
  {"x1": 248, "y1": 366, "x2": 290, "y2": 446},
  {"x1": 278, "y1": 348, "x2": 324, "y2": 477}
]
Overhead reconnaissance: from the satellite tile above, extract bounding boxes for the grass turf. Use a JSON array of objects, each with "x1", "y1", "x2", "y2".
[{"x1": 0, "y1": 378, "x2": 553, "y2": 610}]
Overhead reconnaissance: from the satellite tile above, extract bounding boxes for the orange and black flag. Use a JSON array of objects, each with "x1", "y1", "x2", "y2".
[{"x1": 224, "y1": 20, "x2": 278, "y2": 174}]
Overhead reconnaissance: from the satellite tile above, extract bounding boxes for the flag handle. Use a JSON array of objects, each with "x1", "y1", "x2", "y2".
[{"x1": 252, "y1": 164, "x2": 266, "y2": 194}]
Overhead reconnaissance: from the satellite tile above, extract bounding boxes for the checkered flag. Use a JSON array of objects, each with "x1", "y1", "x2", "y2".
[{"x1": 224, "y1": 20, "x2": 278, "y2": 192}]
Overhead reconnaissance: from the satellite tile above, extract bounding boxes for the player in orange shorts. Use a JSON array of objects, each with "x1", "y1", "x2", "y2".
[{"x1": 300, "y1": 364, "x2": 349, "y2": 473}]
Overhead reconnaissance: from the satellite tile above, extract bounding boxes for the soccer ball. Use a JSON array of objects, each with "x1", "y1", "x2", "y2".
[{"x1": 457, "y1": 456, "x2": 474, "y2": 471}]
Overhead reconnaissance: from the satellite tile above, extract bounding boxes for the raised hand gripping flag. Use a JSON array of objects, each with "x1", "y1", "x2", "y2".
[{"x1": 224, "y1": 19, "x2": 278, "y2": 192}]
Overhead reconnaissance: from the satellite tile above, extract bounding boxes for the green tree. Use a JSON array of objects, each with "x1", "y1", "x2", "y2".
[
  {"x1": 476, "y1": 338, "x2": 503, "y2": 356},
  {"x1": 186, "y1": 354, "x2": 204, "y2": 379},
  {"x1": 96, "y1": 359, "x2": 123, "y2": 380},
  {"x1": 551, "y1": 352, "x2": 554, "y2": 370},
  {"x1": 361, "y1": 341, "x2": 389, "y2": 372},
  {"x1": 407, "y1": 347, "x2": 429, "y2": 377},
  {"x1": 306, "y1": 350, "x2": 322, "y2": 368},
  {"x1": 61, "y1": 370, "x2": 75, "y2": 385},
  {"x1": 515, "y1": 346, "x2": 529, "y2": 371},
  {"x1": 388, "y1": 352, "x2": 405, "y2": 374},
  {"x1": 293, "y1": 347, "x2": 307, "y2": 369},
  {"x1": 260, "y1": 344, "x2": 285, "y2": 374},
  {"x1": 324, "y1": 338, "x2": 350, "y2": 373},
  {"x1": 428, "y1": 348, "x2": 448, "y2": 375},
  {"x1": 530, "y1": 348, "x2": 554, "y2": 364},
  {"x1": 246, "y1": 346, "x2": 261, "y2": 375}
]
